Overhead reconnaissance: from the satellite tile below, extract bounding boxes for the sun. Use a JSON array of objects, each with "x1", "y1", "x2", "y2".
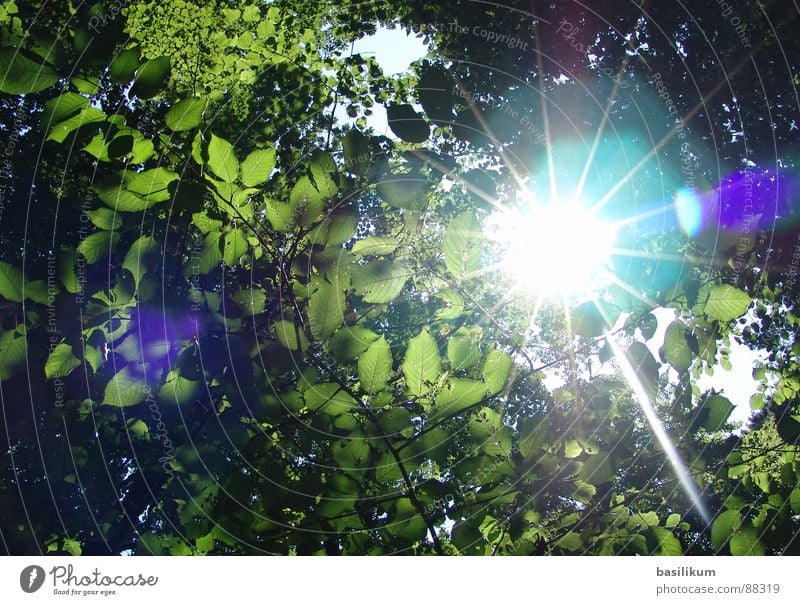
[{"x1": 486, "y1": 195, "x2": 618, "y2": 298}]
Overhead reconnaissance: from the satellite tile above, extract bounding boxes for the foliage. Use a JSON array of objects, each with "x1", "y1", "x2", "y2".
[{"x1": 0, "y1": 0, "x2": 798, "y2": 557}]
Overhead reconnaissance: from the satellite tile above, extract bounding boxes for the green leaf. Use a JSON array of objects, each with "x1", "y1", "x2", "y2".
[
  {"x1": 239, "y1": 147, "x2": 276, "y2": 187},
  {"x1": 231, "y1": 288, "x2": 267, "y2": 316},
  {"x1": 45, "y1": 343, "x2": 81, "y2": 380},
  {"x1": 126, "y1": 418, "x2": 149, "y2": 439},
  {"x1": 711, "y1": 509, "x2": 740, "y2": 550},
  {"x1": 376, "y1": 173, "x2": 430, "y2": 210},
  {"x1": 342, "y1": 129, "x2": 372, "y2": 175},
  {"x1": 730, "y1": 522, "x2": 765, "y2": 556},
  {"x1": 665, "y1": 513, "x2": 681, "y2": 528},
  {"x1": 444, "y1": 211, "x2": 482, "y2": 280},
  {"x1": 332, "y1": 432, "x2": 371, "y2": 467},
  {"x1": 130, "y1": 56, "x2": 170, "y2": 99},
  {"x1": 625, "y1": 341, "x2": 660, "y2": 396},
  {"x1": 56, "y1": 250, "x2": 80, "y2": 294},
  {"x1": 127, "y1": 168, "x2": 179, "y2": 202},
  {"x1": 386, "y1": 103, "x2": 429, "y2": 143},
  {"x1": 435, "y1": 289, "x2": 464, "y2": 320},
  {"x1": 122, "y1": 235, "x2": 159, "y2": 284},
  {"x1": 483, "y1": 349, "x2": 512, "y2": 395},
  {"x1": 327, "y1": 327, "x2": 379, "y2": 362},
  {"x1": 571, "y1": 301, "x2": 612, "y2": 337},
  {"x1": 434, "y1": 378, "x2": 487, "y2": 416},
  {"x1": 375, "y1": 451, "x2": 404, "y2": 483},
  {"x1": 95, "y1": 185, "x2": 160, "y2": 212},
  {"x1": 62, "y1": 538, "x2": 82, "y2": 557},
  {"x1": 40, "y1": 92, "x2": 88, "y2": 131},
  {"x1": 648, "y1": 526, "x2": 683, "y2": 556},
  {"x1": 71, "y1": 73, "x2": 98, "y2": 95},
  {"x1": 103, "y1": 366, "x2": 147, "y2": 407},
  {"x1": 265, "y1": 198, "x2": 294, "y2": 232},
  {"x1": 564, "y1": 440, "x2": 583, "y2": 458},
  {"x1": 289, "y1": 176, "x2": 328, "y2": 225},
  {"x1": 518, "y1": 415, "x2": 549, "y2": 458},
  {"x1": 86, "y1": 208, "x2": 122, "y2": 231},
  {"x1": 403, "y1": 330, "x2": 441, "y2": 396},
  {"x1": 191, "y1": 212, "x2": 223, "y2": 234},
  {"x1": 308, "y1": 281, "x2": 345, "y2": 339},
  {"x1": 352, "y1": 236, "x2": 399, "y2": 258},
  {"x1": 789, "y1": 488, "x2": 800, "y2": 515},
  {"x1": 0, "y1": 261, "x2": 24, "y2": 302},
  {"x1": 660, "y1": 320, "x2": 693, "y2": 372},
  {"x1": 222, "y1": 228, "x2": 248, "y2": 266},
  {"x1": 304, "y1": 383, "x2": 357, "y2": 416},
  {"x1": 24, "y1": 280, "x2": 51, "y2": 304},
  {"x1": 468, "y1": 406, "x2": 501, "y2": 438},
  {"x1": 580, "y1": 452, "x2": 615, "y2": 484},
  {"x1": 322, "y1": 211, "x2": 357, "y2": 246},
  {"x1": 274, "y1": 319, "x2": 307, "y2": 351},
  {"x1": 0, "y1": 328, "x2": 26, "y2": 380},
  {"x1": 351, "y1": 260, "x2": 409, "y2": 303},
  {"x1": 158, "y1": 373, "x2": 201, "y2": 405},
  {"x1": 700, "y1": 394, "x2": 735, "y2": 431},
  {"x1": 358, "y1": 336, "x2": 392, "y2": 393},
  {"x1": 0, "y1": 47, "x2": 58, "y2": 94},
  {"x1": 555, "y1": 532, "x2": 583, "y2": 553},
  {"x1": 447, "y1": 325, "x2": 482, "y2": 370},
  {"x1": 165, "y1": 98, "x2": 206, "y2": 131},
  {"x1": 207, "y1": 134, "x2": 239, "y2": 183},
  {"x1": 704, "y1": 285, "x2": 751, "y2": 322},
  {"x1": 309, "y1": 150, "x2": 337, "y2": 192},
  {"x1": 109, "y1": 46, "x2": 140, "y2": 84},
  {"x1": 196, "y1": 232, "x2": 223, "y2": 274},
  {"x1": 47, "y1": 106, "x2": 105, "y2": 143},
  {"x1": 77, "y1": 231, "x2": 120, "y2": 264}
]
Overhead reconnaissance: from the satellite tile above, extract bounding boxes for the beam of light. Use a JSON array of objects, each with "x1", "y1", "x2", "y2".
[
  {"x1": 533, "y1": 23, "x2": 559, "y2": 204},
  {"x1": 486, "y1": 195, "x2": 618, "y2": 298},
  {"x1": 604, "y1": 331, "x2": 711, "y2": 525},
  {"x1": 590, "y1": 65, "x2": 748, "y2": 217},
  {"x1": 572, "y1": 59, "x2": 631, "y2": 204}
]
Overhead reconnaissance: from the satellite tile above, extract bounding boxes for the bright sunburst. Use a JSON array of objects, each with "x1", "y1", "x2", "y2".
[{"x1": 486, "y1": 194, "x2": 618, "y2": 298}]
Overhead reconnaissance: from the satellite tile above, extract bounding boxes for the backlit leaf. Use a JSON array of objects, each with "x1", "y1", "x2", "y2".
[
  {"x1": 403, "y1": 329, "x2": 441, "y2": 396},
  {"x1": 308, "y1": 281, "x2": 345, "y2": 339},
  {"x1": 704, "y1": 285, "x2": 751, "y2": 322},
  {"x1": 240, "y1": 147, "x2": 276, "y2": 187},
  {"x1": 166, "y1": 98, "x2": 206, "y2": 131},
  {"x1": 207, "y1": 134, "x2": 239, "y2": 183},
  {"x1": 444, "y1": 211, "x2": 481, "y2": 280},
  {"x1": 358, "y1": 336, "x2": 392, "y2": 394}
]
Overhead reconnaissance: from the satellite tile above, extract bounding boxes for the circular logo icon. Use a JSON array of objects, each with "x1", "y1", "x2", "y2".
[{"x1": 20, "y1": 565, "x2": 45, "y2": 593}]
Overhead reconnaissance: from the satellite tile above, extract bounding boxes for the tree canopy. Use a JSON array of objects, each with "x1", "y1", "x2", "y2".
[{"x1": 0, "y1": 0, "x2": 799, "y2": 555}]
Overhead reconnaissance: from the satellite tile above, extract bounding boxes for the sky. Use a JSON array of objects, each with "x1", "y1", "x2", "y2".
[{"x1": 343, "y1": 26, "x2": 762, "y2": 428}]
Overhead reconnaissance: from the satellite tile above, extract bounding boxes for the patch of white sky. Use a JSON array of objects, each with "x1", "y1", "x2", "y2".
[
  {"x1": 334, "y1": 26, "x2": 429, "y2": 136},
  {"x1": 540, "y1": 308, "x2": 763, "y2": 429},
  {"x1": 345, "y1": 26, "x2": 764, "y2": 428}
]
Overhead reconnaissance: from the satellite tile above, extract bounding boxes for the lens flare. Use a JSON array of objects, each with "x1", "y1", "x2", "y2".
[
  {"x1": 487, "y1": 196, "x2": 618, "y2": 298},
  {"x1": 674, "y1": 188, "x2": 703, "y2": 237}
]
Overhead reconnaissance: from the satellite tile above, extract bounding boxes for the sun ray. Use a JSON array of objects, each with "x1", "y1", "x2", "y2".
[
  {"x1": 598, "y1": 269, "x2": 659, "y2": 309},
  {"x1": 609, "y1": 204, "x2": 673, "y2": 228},
  {"x1": 573, "y1": 60, "x2": 631, "y2": 203},
  {"x1": 604, "y1": 332, "x2": 711, "y2": 525},
  {"x1": 609, "y1": 247, "x2": 730, "y2": 268},
  {"x1": 533, "y1": 22, "x2": 559, "y2": 204},
  {"x1": 590, "y1": 72, "x2": 735, "y2": 216}
]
